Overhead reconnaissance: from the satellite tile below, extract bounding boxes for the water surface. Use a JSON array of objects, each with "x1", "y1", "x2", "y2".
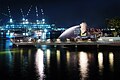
[{"x1": 0, "y1": 39, "x2": 120, "y2": 80}]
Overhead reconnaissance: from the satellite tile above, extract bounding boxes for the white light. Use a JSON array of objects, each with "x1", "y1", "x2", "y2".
[
  {"x1": 35, "y1": 49, "x2": 44, "y2": 80},
  {"x1": 56, "y1": 39, "x2": 61, "y2": 43},
  {"x1": 98, "y1": 52, "x2": 103, "y2": 74},
  {"x1": 10, "y1": 33, "x2": 14, "y2": 37},
  {"x1": 36, "y1": 20, "x2": 39, "y2": 24},
  {"x1": 98, "y1": 38, "x2": 103, "y2": 41},
  {"x1": 41, "y1": 33, "x2": 46, "y2": 40},
  {"x1": 1, "y1": 28, "x2": 4, "y2": 30},
  {"x1": 42, "y1": 19, "x2": 45, "y2": 24},
  {"x1": 46, "y1": 39, "x2": 51, "y2": 43},
  {"x1": 46, "y1": 49, "x2": 51, "y2": 68},
  {"x1": 111, "y1": 28, "x2": 115, "y2": 30},
  {"x1": 28, "y1": 38, "x2": 32, "y2": 42},
  {"x1": 109, "y1": 52, "x2": 114, "y2": 71},
  {"x1": 22, "y1": 18, "x2": 25, "y2": 21},
  {"x1": 8, "y1": 30, "x2": 10, "y2": 33},
  {"x1": 37, "y1": 39, "x2": 41, "y2": 43},
  {"x1": 66, "y1": 38, "x2": 70, "y2": 43},
  {"x1": 109, "y1": 39, "x2": 113, "y2": 41},
  {"x1": 87, "y1": 39, "x2": 91, "y2": 42},
  {"x1": 79, "y1": 51, "x2": 88, "y2": 79},
  {"x1": 42, "y1": 19, "x2": 45, "y2": 22},
  {"x1": 25, "y1": 19, "x2": 29, "y2": 24},
  {"x1": 23, "y1": 33, "x2": 25, "y2": 35},
  {"x1": 10, "y1": 18, "x2": 13, "y2": 23},
  {"x1": 26, "y1": 33, "x2": 28, "y2": 36},
  {"x1": 20, "y1": 39, "x2": 23, "y2": 42}
]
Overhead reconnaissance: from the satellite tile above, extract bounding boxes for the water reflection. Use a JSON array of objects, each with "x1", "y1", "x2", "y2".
[
  {"x1": 46, "y1": 49, "x2": 50, "y2": 68},
  {"x1": 109, "y1": 52, "x2": 114, "y2": 72},
  {"x1": 28, "y1": 49, "x2": 31, "y2": 64},
  {"x1": 5, "y1": 49, "x2": 13, "y2": 74},
  {"x1": 35, "y1": 49, "x2": 45, "y2": 80},
  {"x1": 98, "y1": 52, "x2": 103, "y2": 74},
  {"x1": 56, "y1": 50, "x2": 60, "y2": 67},
  {"x1": 0, "y1": 38, "x2": 119, "y2": 80},
  {"x1": 78, "y1": 51, "x2": 89, "y2": 79},
  {"x1": 66, "y1": 50, "x2": 70, "y2": 66}
]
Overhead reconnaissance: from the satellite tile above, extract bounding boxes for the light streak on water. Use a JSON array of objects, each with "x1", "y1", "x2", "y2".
[
  {"x1": 56, "y1": 50, "x2": 60, "y2": 64},
  {"x1": 35, "y1": 49, "x2": 44, "y2": 80},
  {"x1": 66, "y1": 50, "x2": 70, "y2": 65},
  {"x1": 98, "y1": 52, "x2": 103, "y2": 74},
  {"x1": 78, "y1": 51, "x2": 89, "y2": 80},
  {"x1": 109, "y1": 52, "x2": 114, "y2": 71},
  {"x1": 46, "y1": 49, "x2": 50, "y2": 68}
]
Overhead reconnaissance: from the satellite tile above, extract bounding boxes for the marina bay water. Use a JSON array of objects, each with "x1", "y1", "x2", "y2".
[{"x1": 0, "y1": 39, "x2": 120, "y2": 80}]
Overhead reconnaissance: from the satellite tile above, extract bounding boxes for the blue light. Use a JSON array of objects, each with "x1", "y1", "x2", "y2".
[
  {"x1": 6, "y1": 26, "x2": 8, "y2": 28},
  {"x1": 1, "y1": 28, "x2": 4, "y2": 30},
  {"x1": 42, "y1": 33, "x2": 46, "y2": 40},
  {"x1": 44, "y1": 29, "x2": 47, "y2": 32}
]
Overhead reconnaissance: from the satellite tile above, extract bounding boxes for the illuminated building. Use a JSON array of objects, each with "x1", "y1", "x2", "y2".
[{"x1": 0, "y1": 6, "x2": 66, "y2": 39}]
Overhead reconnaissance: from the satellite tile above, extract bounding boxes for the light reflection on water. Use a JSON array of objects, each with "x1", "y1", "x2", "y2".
[
  {"x1": 78, "y1": 51, "x2": 89, "y2": 80},
  {"x1": 35, "y1": 49, "x2": 45, "y2": 80},
  {"x1": 56, "y1": 50, "x2": 60, "y2": 68},
  {"x1": 66, "y1": 50, "x2": 70, "y2": 67},
  {"x1": 0, "y1": 39, "x2": 118, "y2": 80},
  {"x1": 46, "y1": 49, "x2": 51, "y2": 68},
  {"x1": 109, "y1": 52, "x2": 114, "y2": 72},
  {"x1": 98, "y1": 52, "x2": 104, "y2": 74}
]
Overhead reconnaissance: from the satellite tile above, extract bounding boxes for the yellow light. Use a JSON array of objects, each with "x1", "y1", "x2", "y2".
[
  {"x1": 56, "y1": 39, "x2": 61, "y2": 43},
  {"x1": 109, "y1": 52, "x2": 114, "y2": 71},
  {"x1": 98, "y1": 52, "x2": 103, "y2": 74},
  {"x1": 66, "y1": 50, "x2": 70, "y2": 64},
  {"x1": 56, "y1": 50, "x2": 60, "y2": 66},
  {"x1": 20, "y1": 49, "x2": 23, "y2": 54}
]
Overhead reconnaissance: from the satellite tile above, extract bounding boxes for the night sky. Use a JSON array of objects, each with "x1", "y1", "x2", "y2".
[{"x1": 0, "y1": 0, "x2": 120, "y2": 28}]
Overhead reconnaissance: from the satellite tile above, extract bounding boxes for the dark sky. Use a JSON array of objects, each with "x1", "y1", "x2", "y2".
[{"x1": 0, "y1": 0, "x2": 120, "y2": 28}]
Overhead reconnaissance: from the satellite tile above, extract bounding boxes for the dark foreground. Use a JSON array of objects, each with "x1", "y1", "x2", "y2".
[{"x1": 0, "y1": 39, "x2": 120, "y2": 80}]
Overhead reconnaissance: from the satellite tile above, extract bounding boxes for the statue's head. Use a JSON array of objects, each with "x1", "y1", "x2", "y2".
[{"x1": 80, "y1": 22, "x2": 87, "y2": 32}]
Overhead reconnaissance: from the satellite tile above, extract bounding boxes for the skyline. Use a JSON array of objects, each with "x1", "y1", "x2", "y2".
[{"x1": 0, "y1": 0, "x2": 120, "y2": 28}]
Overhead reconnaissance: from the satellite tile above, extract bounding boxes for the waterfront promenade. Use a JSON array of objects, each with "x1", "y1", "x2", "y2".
[{"x1": 10, "y1": 37, "x2": 120, "y2": 47}]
